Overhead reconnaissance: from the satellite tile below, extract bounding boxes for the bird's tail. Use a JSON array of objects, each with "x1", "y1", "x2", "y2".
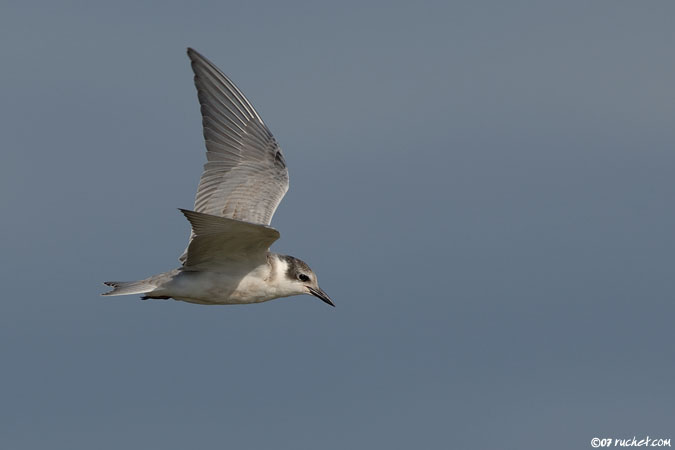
[{"x1": 102, "y1": 280, "x2": 155, "y2": 297}]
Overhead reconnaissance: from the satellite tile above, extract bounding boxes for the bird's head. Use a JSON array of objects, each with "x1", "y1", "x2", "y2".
[{"x1": 279, "y1": 255, "x2": 334, "y2": 307}]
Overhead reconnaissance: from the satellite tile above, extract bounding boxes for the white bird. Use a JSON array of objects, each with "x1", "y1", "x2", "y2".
[{"x1": 102, "y1": 48, "x2": 334, "y2": 307}]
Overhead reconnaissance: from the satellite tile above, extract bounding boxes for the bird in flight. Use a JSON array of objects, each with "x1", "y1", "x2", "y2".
[{"x1": 102, "y1": 48, "x2": 334, "y2": 307}]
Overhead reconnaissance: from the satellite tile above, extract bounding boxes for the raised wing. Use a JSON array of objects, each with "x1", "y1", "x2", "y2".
[
  {"x1": 180, "y1": 209, "x2": 280, "y2": 270},
  {"x1": 187, "y1": 48, "x2": 289, "y2": 226}
]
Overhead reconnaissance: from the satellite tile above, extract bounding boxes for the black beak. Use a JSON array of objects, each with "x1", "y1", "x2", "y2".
[{"x1": 309, "y1": 287, "x2": 335, "y2": 307}]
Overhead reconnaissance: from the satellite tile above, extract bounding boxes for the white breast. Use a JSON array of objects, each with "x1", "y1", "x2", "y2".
[{"x1": 159, "y1": 255, "x2": 302, "y2": 305}]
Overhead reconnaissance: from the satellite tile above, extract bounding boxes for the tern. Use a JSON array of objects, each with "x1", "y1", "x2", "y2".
[{"x1": 102, "y1": 48, "x2": 334, "y2": 307}]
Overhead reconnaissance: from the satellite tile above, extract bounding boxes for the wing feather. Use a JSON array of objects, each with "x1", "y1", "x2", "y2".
[
  {"x1": 180, "y1": 209, "x2": 280, "y2": 270},
  {"x1": 187, "y1": 48, "x2": 289, "y2": 225}
]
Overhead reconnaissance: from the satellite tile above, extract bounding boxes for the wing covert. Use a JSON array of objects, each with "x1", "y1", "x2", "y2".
[{"x1": 180, "y1": 209, "x2": 280, "y2": 270}]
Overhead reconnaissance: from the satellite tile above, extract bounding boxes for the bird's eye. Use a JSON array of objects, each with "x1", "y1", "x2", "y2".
[{"x1": 298, "y1": 274, "x2": 310, "y2": 282}]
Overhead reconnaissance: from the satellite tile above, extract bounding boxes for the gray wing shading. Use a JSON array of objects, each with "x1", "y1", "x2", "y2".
[
  {"x1": 180, "y1": 209, "x2": 280, "y2": 270},
  {"x1": 187, "y1": 48, "x2": 289, "y2": 225}
]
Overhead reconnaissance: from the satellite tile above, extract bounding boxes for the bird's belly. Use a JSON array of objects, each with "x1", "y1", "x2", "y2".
[{"x1": 162, "y1": 270, "x2": 276, "y2": 305}]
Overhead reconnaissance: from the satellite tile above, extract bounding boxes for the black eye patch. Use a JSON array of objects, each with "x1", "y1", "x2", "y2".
[{"x1": 298, "y1": 274, "x2": 310, "y2": 282}]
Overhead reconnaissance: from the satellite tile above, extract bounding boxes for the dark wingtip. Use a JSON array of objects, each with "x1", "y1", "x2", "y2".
[{"x1": 186, "y1": 47, "x2": 206, "y2": 64}]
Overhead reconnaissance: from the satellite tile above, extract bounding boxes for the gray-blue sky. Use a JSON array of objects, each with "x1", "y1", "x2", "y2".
[{"x1": 2, "y1": 1, "x2": 674, "y2": 448}]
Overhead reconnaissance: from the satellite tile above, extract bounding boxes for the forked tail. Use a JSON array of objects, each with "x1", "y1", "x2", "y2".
[{"x1": 102, "y1": 280, "x2": 155, "y2": 297}]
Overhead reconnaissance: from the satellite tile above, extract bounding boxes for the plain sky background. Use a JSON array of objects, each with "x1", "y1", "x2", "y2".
[{"x1": 1, "y1": 1, "x2": 674, "y2": 449}]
